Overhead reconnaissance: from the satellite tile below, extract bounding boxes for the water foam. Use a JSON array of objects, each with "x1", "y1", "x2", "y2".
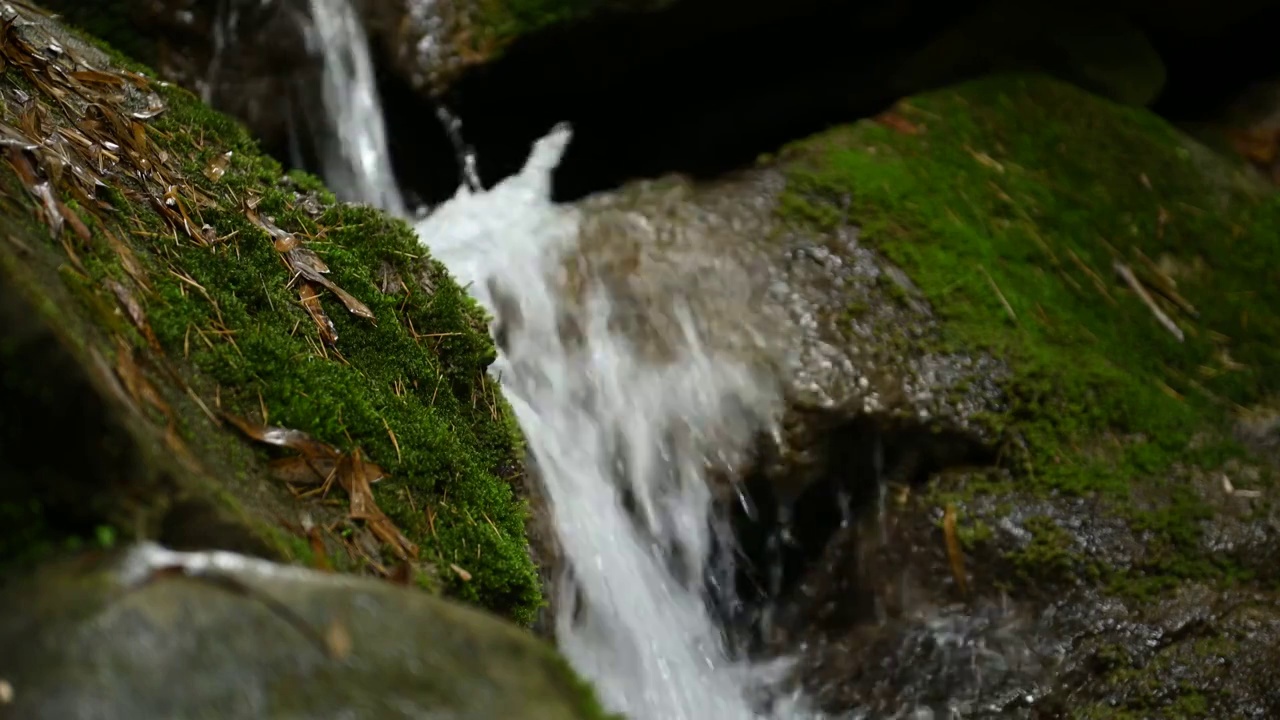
[
  {"x1": 307, "y1": 0, "x2": 405, "y2": 215},
  {"x1": 416, "y1": 125, "x2": 819, "y2": 720}
]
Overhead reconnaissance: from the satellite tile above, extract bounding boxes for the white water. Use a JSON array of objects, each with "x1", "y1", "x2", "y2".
[
  {"x1": 292, "y1": 1, "x2": 818, "y2": 711},
  {"x1": 415, "y1": 126, "x2": 819, "y2": 720},
  {"x1": 306, "y1": 0, "x2": 406, "y2": 215}
]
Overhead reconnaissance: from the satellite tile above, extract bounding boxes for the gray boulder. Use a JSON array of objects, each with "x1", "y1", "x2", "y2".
[{"x1": 0, "y1": 544, "x2": 614, "y2": 720}]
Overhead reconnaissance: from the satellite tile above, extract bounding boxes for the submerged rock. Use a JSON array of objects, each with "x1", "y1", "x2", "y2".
[
  {"x1": 569, "y1": 73, "x2": 1280, "y2": 716},
  {"x1": 0, "y1": 544, "x2": 613, "y2": 720}
]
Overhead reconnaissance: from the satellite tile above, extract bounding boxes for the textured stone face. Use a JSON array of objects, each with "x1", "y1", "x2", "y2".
[
  {"x1": 558, "y1": 71, "x2": 1280, "y2": 716},
  {"x1": 0, "y1": 545, "x2": 612, "y2": 720}
]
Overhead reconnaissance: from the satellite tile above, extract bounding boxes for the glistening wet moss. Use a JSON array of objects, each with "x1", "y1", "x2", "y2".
[
  {"x1": 9, "y1": 19, "x2": 540, "y2": 624},
  {"x1": 777, "y1": 73, "x2": 1280, "y2": 593}
]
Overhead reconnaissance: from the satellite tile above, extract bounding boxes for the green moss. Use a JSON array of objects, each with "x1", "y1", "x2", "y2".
[
  {"x1": 4, "y1": 19, "x2": 541, "y2": 623},
  {"x1": 1072, "y1": 632, "x2": 1237, "y2": 719},
  {"x1": 779, "y1": 74, "x2": 1280, "y2": 592},
  {"x1": 469, "y1": 0, "x2": 677, "y2": 55},
  {"x1": 149, "y1": 89, "x2": 537, "y2": 623},
  {"x1": 1003, "y1": 515, "x2": 1100, "y2": 587}
]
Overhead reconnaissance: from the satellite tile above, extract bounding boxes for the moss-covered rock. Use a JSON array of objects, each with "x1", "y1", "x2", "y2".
[
  {"x1": 0, "y1": 2, "x2": 542, "y2": 626},
  {"x1": 773, "y1": 73, "x2": 1280, "y2": 717},
  {"x1": 778, "y1": 71, "x2": 1278, "y2": 576},
  {"x1": 567, "y1": 72, "x2": 1280, "y2": 716}
]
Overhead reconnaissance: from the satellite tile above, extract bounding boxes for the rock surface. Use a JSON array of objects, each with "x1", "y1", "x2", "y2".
[
  {"x1": 0, "y1": 544, "x2": 612, "y2": 720},
  {"x1": 566, "y1": 73, "x2": 1280, "y2": 716}
]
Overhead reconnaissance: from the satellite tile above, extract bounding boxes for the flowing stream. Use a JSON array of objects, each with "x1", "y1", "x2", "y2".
[
  {"x1": 305, "y1": 0, "x2": 406, "y2": 215},
  {"x1": 415, "y1": 127, "x2": 818, "y2": 720},
  {"x1": 300, "y1": 2, "x2": 822, "y2": 716}
]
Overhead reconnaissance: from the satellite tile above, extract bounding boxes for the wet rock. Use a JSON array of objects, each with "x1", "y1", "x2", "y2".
[
  {"x1": 0, "y1": 544, "x2": 612, "y2": 720},
  {"x1": 767, "y1": 75, "x2": 1280, "y2": 716},
  {"x1": 569, "y1": 72, "x2": 1280, "y2": 715},
  {"x1": 564, "y1": 143, "x2": 1008, "y2": 649}
]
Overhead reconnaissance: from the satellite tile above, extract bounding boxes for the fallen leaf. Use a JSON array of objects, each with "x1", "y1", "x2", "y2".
[
  {"x1": 299, "y1": 281, "x2": 339, "y2": 345},
  {"x1": 343, "y1": 448, "x2": 417, "y2": 560},
  {"x1": 286, "y1": 246, "x2": 330, "y2": 279},
  {"x1": 342, "y1": 450, "x2": 374, "y2": 519},
  {"x1": 248, "y1": 208, "x2": 376, "y2": 325},
  {"x1": 966, "y1": 146, "x2": 1004, "y2": 173},
  {"x1": 105, "y1": 278, "x2": 161, "y2": 351},
  {"x1": 7, "y1": 146, "x2": 63, "y2": 236},
  {"x1": 162, "y1": 184, "x2": 204, "y2": 243},
  {"x1": 113, "y1": 339, "x2": 172, "y2": 423},
  {"x1": 874, "y1": 110, "x2": 922, "y2": 135},
  {"x1": 388, "y1": 561, "x2": 413, "y2": 585},
  {"x1": 203, "y1": 150, "x2": 231, "y2": 182},
  {"x1": 55, "y1": 196, "x2": 90, "y2": 240},
  {"x1": 223, "y1": 413, "x2": 342, "y2": 462},
  {"x1": 315, "y1": 275, "x2": 376, "y2": 321},
  {"x1": 246, "y1": 206, "x2": 301, "y2": 251},
  {"x1": 270, "y1": 455, "x2": 337, "y2": 485},
  {"x1": 0, "y1": 120, "x2": 36, "y2": 149},
  {"x1": 131, "y1": 97, "x2": 166, "y2": 120},
  {"x1": 69, "y1": 68, "x2": 125, "y2": 87},
  {"x1": 103, "y1": 227, "x2": 149, "y2": 289}
]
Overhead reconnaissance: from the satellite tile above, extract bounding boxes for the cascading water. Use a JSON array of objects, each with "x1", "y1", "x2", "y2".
[
  {"x1": 292, "y1": 3, "x2": 823, "y2": 713},
  {"x1": 414, "y1": 126, "x2": 822, "y2": 720},
  {"x1": 305, "y1": 0, "x2": 405, "y2": 215}
]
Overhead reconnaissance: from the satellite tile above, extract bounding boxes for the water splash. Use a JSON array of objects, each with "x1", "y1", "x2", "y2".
[
  {"x1": 306, "y1": 0, "x2": 405, "y2": 215},
  {"x1": 436, "y1": 105, "x2": 482, "y2": 191},
  {"x1": 415, "y1": 125, "x2": 820, "y2": 720}
]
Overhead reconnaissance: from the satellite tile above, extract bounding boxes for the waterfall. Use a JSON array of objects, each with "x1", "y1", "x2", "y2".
[
  {"x1": 305, "y1": 0, "x2": 406, "y2": 215},
  {"x1": 414, "y1": 127, "x2": 821, "y2": 720},
  {"x1": 292, "y1": 1, "x2": 823, "y2": 713}
]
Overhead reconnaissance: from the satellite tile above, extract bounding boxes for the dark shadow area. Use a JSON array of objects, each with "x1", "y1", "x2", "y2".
[
  {"x1": 45, "y1": 0, "x2": 1280, "y2": 208},
  {"x1": 372, "y1": 48, "x2": 475, "y2": 208},
  {"x1": 387, "y1": 0, "x2": 1280, "y2": 206},
  {"x1": 395, "y1": 0, "x2": 985, "y2": 204},
  {"x1": 158, "y1": 498, "x2": 276, "y2": 559},
  {"x1": 1147, "y1": 2, "x2": 1280, "y2": 121},
  {"x1": 0, "y1": 270, "x2": 140, "y2": 566},
  {"x1": 710, "y1": 412, "x2": 995, "y2": 652},
  {"x1": 0, "y1": 247, "x2": 275, "y2": 569}
]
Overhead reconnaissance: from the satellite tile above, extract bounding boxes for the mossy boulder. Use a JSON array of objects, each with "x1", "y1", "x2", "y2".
[
  {"x1": 0, "y1": 4, "x2": 615, "y2": 715},
  {"x1": 571, "y1": 73, "x2": 1280, "y2": 716},
  {"x1": 0, "y1": 3, "x2": 544, "y2": 625},
  {"x1": 776, "y1": 73, "x2": 1280, "y2": 717}
]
